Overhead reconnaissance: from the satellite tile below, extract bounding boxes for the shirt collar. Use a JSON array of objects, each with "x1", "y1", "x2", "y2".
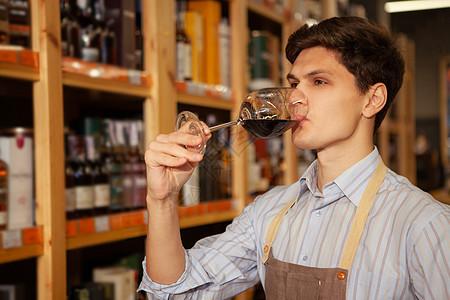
[{"x1": 299, "y1": 147, "x2": 381, "y2": 207}]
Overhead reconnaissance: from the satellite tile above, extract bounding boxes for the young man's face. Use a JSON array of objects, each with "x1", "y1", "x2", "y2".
[{"x1": 287, "y1": 46, "x2": 369, "y2": 153}]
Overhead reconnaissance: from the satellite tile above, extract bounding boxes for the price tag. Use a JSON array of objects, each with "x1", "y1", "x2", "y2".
[
  {"x1": 197, "y1": 203, "x2": 206, "y2": 215},
  {"x1": 2, "y1": 230, "x2": 22, "y2": 249},
  {"x1": 217, "y1": 200, "x2": 232, "y2": 212},
  {"x1": 94, "y1": 216, "x2": 110, "y2": 233},
  {"x1": 20, "y1": 50, "x2": 38, "y2": 67},
  {"x1": 109, "y1": 214, "x2": 124, "y2": 230},
  {"x1": 185, "y1": 206, "x2": 196, "y2": 217},
  {"x1": 128, "y1": 70, "x2": 142, "y2": 85},
  {"x1": 23, "y1": 227, "x2": 42, "y2": 245},
  {"x1": 128, "y1": 211, "x2": 145, "y2": 226},
  {"x1": 0, "y1": 50, "x2": 18, "y2": 63},
  {"x1": 66, "y1": 221, "x2": 78, "y2": 237},
  {"x1": 78, "y1": 218, "x2": 95, "y2": 235}
]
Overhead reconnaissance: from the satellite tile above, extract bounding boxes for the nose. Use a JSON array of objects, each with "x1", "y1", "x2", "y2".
[
  {"x1": 289, "y1": 88, "x2": 307, "y2": 105},
  {"x1": 289, "y1": 89, "x2": 308, "y2": 119}
]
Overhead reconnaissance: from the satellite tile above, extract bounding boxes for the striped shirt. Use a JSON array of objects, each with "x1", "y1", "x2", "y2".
[{"x1": 139, "y1": 148, "x2": 450, "y2": 299}]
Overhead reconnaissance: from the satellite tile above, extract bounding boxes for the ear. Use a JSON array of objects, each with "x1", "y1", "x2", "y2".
[{"x1": 362, "y1": 83, "x2": 387, "y2": 118}]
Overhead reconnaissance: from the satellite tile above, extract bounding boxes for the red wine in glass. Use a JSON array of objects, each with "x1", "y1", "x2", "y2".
[{"x1": 175, "y1": 87, "x2": 308, "y2": 154}]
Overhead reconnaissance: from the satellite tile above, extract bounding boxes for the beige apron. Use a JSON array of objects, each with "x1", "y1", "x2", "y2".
[{"x1": 262, "y1": 161, "x2": 386, "y2": 299}]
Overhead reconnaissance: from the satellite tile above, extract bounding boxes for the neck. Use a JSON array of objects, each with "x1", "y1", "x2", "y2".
[{"x1": 316, "y1": 139, "x2": 374, "y2": 193}]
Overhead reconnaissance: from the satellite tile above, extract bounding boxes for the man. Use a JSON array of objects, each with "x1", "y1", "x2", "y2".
[{"x1": 139, "y1": 16, "x2": 449, "y2": 299}]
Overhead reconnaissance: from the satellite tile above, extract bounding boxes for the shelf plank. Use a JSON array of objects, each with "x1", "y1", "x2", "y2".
[
  {"x1": 247, "y1": 1, "x2": 284, "y2": 24},
  {"x1": 0, "y1": 244, "x2": 43, "y2": 264},
  {"x1": 63, "y1": 72, "x2": 151, "y2": 98},
  {"x1": 179, "y1": 210, "x2": 239, "y2": 229},
  {"x1": 66, "y1": 210, "x2": 238, "y2": 250},
  {"x1": 0, "y1": 61, "x2": 39, "y2": 81},
  {"x1": 177, "y1": 92, "x2": 235, "y2": 110},
  {"x1": 66, "y1": 225, "x2": 148, "y2": 250}
]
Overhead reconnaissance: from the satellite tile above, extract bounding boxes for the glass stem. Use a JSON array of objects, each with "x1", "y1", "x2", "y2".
[{"x1": 209, "y1": 119, "x2": 241, "y2": 133}]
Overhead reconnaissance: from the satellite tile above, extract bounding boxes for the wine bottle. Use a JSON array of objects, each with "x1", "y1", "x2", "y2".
[
  {"x1": 64, "y1": 132, "x2": 76, "y2": 220},
  {"x1": 0, "y1": 155, "x2": 7, "y2": 230},
  {"x1": 134, "y1": 0, "x2": 143, "y2": 70},
  {"x1": 69, "y1": 135, "x2": 95, "y2": 218},
  {"x1": 85, "y1": 135, "x2": 110, "y2": 216},
  {"x1": 129, "y1": 121, "x2": 146, "y2": 209},
  {"x1": 0, "y1": 0, "x2": 8, "y2": 45},
  {"x1": 103, "y1": 120, "x2": 124, "y2": 213},
  {"x1": 175, "y1": 1, "x2": 192, "y2": 81},
  {"x1": 67, "y1": 0, "x2": 82, "y2": 58},
  {"x1": 116, "y1": 121, "x2": 133, "y2": 211}
]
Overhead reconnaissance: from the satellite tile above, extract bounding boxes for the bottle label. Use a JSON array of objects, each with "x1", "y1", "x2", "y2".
[
  {"x1": 176, "y1": 41, "x2": 185, "y2": 80},
  {"x1": 65, "y1": 187, "x2": 76, "y2": 212},
  {"x1": 75, "y1": 186, "x2": 95, "y2": 209},
  {"x1": 0, "y1": 211, "x2": 6, "y2": 226},
  {"x1": 94, "y1": 183, "x2": 110, "y2": 207},
  {"x1": 184, "y1": 43, "x2": 192, "y2": 79}
]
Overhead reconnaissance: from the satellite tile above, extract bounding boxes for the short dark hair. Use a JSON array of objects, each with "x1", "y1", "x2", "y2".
[{"x1": 285, "y1": 16, "x2": 405, "y2": 133}]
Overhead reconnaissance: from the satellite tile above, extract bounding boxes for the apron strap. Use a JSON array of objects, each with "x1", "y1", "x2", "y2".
[
  {"x1": 262, "y1": 159, "x2": 387, "y2": 268},
  {"x1": 262, "y1": 195, "x2": 297, "y2": 263},
  {"x1": 338, "y1": 160, "x2": 386, "y2": 270}
]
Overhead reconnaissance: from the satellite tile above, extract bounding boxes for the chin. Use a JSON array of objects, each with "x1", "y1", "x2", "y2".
[{"x1": 291, "y1": 134, "x2": 316, "y2": 150}]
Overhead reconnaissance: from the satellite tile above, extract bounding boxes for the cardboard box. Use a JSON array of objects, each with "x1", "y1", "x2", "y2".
[{"x1": 0, "y1": 129, "x2": 34, "y2": 230}]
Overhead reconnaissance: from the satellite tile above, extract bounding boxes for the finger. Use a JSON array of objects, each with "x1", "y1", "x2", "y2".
[
  {"x1": 147, "y1": 141, "x2": 203, "y2": 164},
  {"x1": 145, "y1": 150, "x2": 188, "y2": 168},
  {"x1": 155, "y1": 132, "x2": 204, "y2": 149}
]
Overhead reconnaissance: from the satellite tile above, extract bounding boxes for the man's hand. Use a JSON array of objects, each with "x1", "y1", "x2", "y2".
[{"x1": 144, "y1": 121, "x2": 211, "y2": 204}]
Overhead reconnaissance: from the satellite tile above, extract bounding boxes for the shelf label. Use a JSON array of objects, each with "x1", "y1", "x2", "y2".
[
  {"x1": 78, "y1": 218, "x2": 95, "y2": 235},
  {"x1": 23, "y1": 227, "x2": 42, "y2": 245},
  {"x1": 217, "y1": 200, "x2": 232, "y2": 212},
  {"x1": 66, "y1": 221, "x2": 77, "y2": 237},
  {"x1": 20, "y1": 50, "x2": 38, "y2": 67},
  {"x1": 0, "y1": 50, "x2": 18, "y2": 64},
  {"x1": 2, "y1": 229, "x2": 22, "y2": 249},
  {"x1": 94, "y1": 216, "x2": 110, "y2": 232},
  {"x1": 109, "y1": 214, "x2": 124, "y2": 230}
]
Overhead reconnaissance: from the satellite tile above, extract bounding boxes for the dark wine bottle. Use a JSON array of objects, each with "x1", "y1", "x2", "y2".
[
  {"x1": 69, "y1": 135, "x2": 95, "y2": 219},
  {"x1": 103, "y1": 120, "x2": 124, "y2": 213},
  {"x1": 85, "y1": 136, "x2": 110, "y2": 216},
  {"x1": 0, "y1": 155, "x2": 7, "y2": 230}
]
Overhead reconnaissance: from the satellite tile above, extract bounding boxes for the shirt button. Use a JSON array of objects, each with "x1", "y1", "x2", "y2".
[
  {"x1": 302, "y1": 255, "x2": 308, "y2": 261},
  {"x1": 337, "y1": 272, "x2": 346, "y2": 280},
  {"x1": 316, "y1": 211, "x2": 321, "y2": 217}
]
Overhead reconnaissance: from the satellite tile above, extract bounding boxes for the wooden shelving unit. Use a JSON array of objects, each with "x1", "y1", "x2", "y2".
[{"x1": 0, "y1": 1, "x2": 417, "y2": 299}]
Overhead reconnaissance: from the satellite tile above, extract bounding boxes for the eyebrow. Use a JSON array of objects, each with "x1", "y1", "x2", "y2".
[{"x1": 286, "y1": 69, "x2": 333, "y2": 81}]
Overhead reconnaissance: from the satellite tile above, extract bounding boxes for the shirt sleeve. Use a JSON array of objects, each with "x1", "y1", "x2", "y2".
[
  {"x1": 138, "y1": 201, "x2": 260, "y2": 299},
  {"x1": 408, "y1": 210, "x2": 450, "y2": 300}
]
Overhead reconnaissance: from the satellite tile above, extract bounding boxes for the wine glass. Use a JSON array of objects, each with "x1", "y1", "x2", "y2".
[{"x1": 175, "y1": 87, "x2": 308, "y2": 154}]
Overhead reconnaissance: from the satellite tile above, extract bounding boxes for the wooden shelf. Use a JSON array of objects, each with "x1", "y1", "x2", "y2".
[
  {"x1": 177, "y1": 92, "x2": 235, "y2": 110},
  {"x1": 67, "y1": 224, "x2": 147, "y2": 250},
  {"x1": 0, "y1": 244, "x2": 43, "y2": 264},
  {"x1": 179, "y1": 210, "x2": 239, "y2": 229},
  {"x1": 247, "y1": 1, "x2": 284, "y2": 24},
  {"x1": 0, "y1": 61, "x2": 39, "y2": 81},
  {"x1": 63, "y1": 72, "x2": 151, "y2": 98},
  {"x1": 66, "y1": 210, "x2": 238, "y2": 250}
]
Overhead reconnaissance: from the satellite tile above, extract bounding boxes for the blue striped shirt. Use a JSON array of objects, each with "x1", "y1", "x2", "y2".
[{"x1": 139, "y1": 148, "x2": 450, "y2": 299}]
